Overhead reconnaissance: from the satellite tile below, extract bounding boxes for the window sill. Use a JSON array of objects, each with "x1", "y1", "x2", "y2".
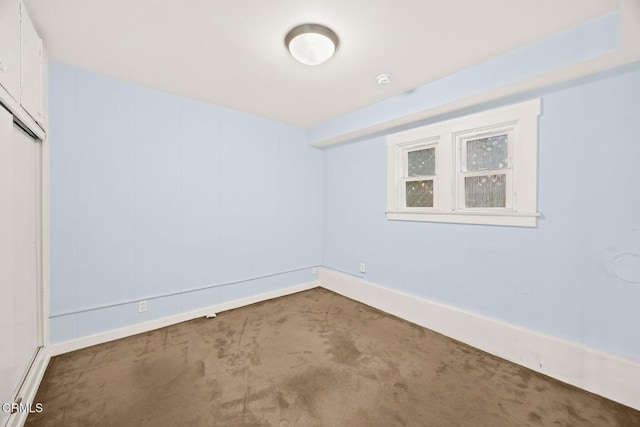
[{"x1": 385, "y1": 210, "x2": 540, "y2": 227}]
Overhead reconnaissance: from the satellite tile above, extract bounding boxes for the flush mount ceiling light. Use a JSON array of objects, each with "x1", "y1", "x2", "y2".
[{"x1": 285, "y1": 24, "x2": 339, "y2": 66}]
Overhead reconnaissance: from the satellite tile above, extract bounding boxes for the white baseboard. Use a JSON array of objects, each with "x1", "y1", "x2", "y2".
[
  {"x1": 49, "y1": 281, "x2": 319, "y2": 357},
  {"x1": 319, "y1": 267, "x2": 640, "y2": 411},
  {"x1": 6, "y1": 347, "x2": 51, "y2": 427}
]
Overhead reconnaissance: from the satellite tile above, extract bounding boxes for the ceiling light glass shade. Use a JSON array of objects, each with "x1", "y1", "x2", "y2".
[{"x1": 285, "y1": 24, "x2": 339, "y2": 66}]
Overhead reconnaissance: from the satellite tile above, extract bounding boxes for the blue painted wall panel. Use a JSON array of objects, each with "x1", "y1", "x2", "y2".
[
  {"x1": 77, "y1": 304, "x2": 136, "y2": 338},
  {"x1": 278, "y1": 134, "x2": 323, "y2": 269},
  {"x1": 133, "y1": 87, "x2": 183, "y2": 299},
  {"x1": 180, "y1": 98, "x2": 222, "y2": 291},
  {"x1": 75, "y1": 69, "x2": 136, "y2": 308},
  {"x1": 48, "y1": 315, "x2": 77, "y2": 344},
  {"x1": 48, "y1": 63, "x2": 77, "y2": 315},
  {"x1": 217, "y1": 112, "x2": 263, "y2": 283},
  {"x1": 181, "y1": 286, "x2": 219, "y2": 313}
]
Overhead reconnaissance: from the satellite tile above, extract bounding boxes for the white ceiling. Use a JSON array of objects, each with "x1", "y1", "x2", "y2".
[{"x1": 25, "y1": 0, "x2": 618, "y2": 127}]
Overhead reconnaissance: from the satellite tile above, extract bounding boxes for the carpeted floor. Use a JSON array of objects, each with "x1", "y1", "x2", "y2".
[{"x1": 27, "y1": 288, "x2": 640, "y2": 426}]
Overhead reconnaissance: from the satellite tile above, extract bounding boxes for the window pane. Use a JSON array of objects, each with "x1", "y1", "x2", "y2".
[
  {"x1": 406, "y1": 180, "x2": 433, "y2": 207},
  {"x1": 408, "y1": 148, "x2": 435, "y2": 177},
  {"x1": 466, "y1": 134, "x2": 508, "y2": 172},
  {"x1": 465, "y1": 174, "x2": 506, "y2": 208}
]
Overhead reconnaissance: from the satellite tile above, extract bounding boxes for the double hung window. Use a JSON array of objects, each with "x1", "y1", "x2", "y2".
[{"x1": 386, "y1": 99, "x2": 540, "y2": 227}]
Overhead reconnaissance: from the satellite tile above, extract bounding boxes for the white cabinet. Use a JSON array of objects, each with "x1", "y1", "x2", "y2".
[
  {"x1": 20, "y1": 3, "x2": 44, "y2": 125},
  {"x1": 0, "y1": 0, "x2": 21, "y2": 101},
  {"x1": 0, "y1": 104, "x2": 42, "y2": 427},
  {"x1": 0, "y1": 1, "x2": 45, "y2": 133}
]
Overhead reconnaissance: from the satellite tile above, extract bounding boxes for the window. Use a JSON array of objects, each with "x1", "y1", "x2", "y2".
[{"x1": 386, "y1": 99, "x2": 540, "y2": 227}]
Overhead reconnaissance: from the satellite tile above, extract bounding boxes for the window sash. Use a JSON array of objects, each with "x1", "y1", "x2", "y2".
[
  {"x1": 457, "y1": 169, "x2": 513, "y2": 210},
  {"x1": 460, "y1": 129, "x2": 513, "y2": 173},
  {"x1": 402, "y1": 144, "x2": 437, "y2": 176},
  {"x1": 400, "y1": 142, "x2": 438, "y2": 209},
  {"x1": 401, "y1": 176, "x2": 437, "y2": 209}
]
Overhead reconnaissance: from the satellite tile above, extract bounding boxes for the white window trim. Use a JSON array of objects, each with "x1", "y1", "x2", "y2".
[{"x1": 386, "y1": 99, "x2": 541, "y2": 227}]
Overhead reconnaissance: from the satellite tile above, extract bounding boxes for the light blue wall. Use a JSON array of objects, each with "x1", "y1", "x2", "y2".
[
  {"x1": 321, "y1": 64, "x2": 640, "y2": 361},
  {"x1": 49, "y1": 62, "x2": 322, "y2": 343},
  {"x1": 309, "y1": 11, "x2": 619, "y2": 145}
]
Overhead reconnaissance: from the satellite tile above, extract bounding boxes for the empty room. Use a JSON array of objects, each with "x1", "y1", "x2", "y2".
[{"x1": 1, "y1": 0, "x2": 640, "y2": 426}]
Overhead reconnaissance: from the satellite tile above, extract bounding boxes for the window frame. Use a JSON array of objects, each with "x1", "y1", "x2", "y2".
[{"x1": 386, "y1": 99, "x2": 541, "y2": 227}]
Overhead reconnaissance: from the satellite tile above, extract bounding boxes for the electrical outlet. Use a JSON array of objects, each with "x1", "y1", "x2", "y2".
[
  {"x1": 138, "y1": 300, "x2": 148, "y2": 313},
  {"x1": 359, "y1": 263, "x2": 366, "y2": 274},
  {"x1": 311, "y1": 267, "x2": 318, "y2": 275}
]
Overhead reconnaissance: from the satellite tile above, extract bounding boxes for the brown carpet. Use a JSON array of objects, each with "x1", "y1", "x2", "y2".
[{"x1": 28, "y1": 288, "x2": 640, "y2": 426}]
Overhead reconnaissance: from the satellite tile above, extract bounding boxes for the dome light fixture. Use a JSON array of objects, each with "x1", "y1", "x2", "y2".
[{"x1": 285, "y1": 24, "x2": 339, "y2": 66}]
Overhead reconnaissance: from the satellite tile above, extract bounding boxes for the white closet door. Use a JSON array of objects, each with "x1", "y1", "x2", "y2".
[
  {"x1": 11, "y1": 119, "x2": 41, "y2": 394},
  {"x1": 0, "y1": 107, "x2": 16, "y2": 427},
  {"x1": 0, "y1": 106, "x2": 42, "y2": 425}
]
